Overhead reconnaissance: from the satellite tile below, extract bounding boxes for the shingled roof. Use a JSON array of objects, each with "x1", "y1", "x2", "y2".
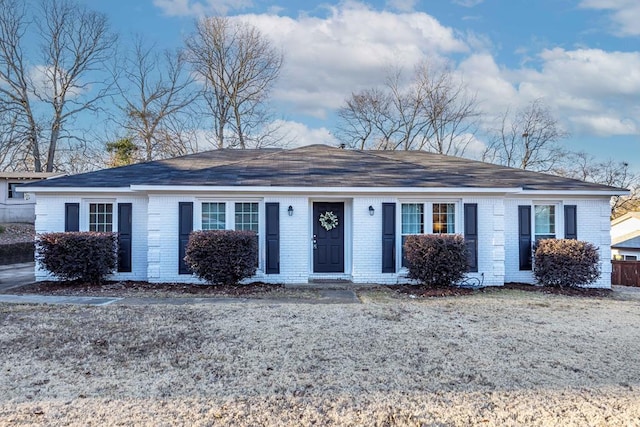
[{"x1": 23, "y1": 144, "x2": 625, "y2": 192}]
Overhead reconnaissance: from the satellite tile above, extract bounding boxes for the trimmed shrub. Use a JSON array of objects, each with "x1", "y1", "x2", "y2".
[
  {"x1": 36, "y1": 232, "x2": 118, "y2": 284},
  {"x1": 404, "y1": 234, "x2": 468, "y2": 287},
  {"x1": 533, "y1": 239, "x2": 600, "y2": 287},
  {"x1": 0, "y1": 242, "x2": 35, "y2": 265},
  {"x1": 185, "y1": 230, "x2": 258, "y2": 285}
]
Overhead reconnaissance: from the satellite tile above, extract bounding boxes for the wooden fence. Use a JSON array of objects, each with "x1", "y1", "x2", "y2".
[{"x1": 612, "y1": 261, "x2": 640, "y2": 287}]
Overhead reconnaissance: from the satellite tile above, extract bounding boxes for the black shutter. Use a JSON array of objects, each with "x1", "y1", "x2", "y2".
[
  {"x1": 564, "y1": 205, "x2": 577, "y2": 240},
  {"x1": 178, "y1": 202, "x2": 193, "y2": 275},
  {"x1": 117, "y1": 203, "x2": 132, "y2": 273},
  {"x1": 64, "y1": 203, "x2": 79, "y2": 232},
  {"x1": 382, "y1": 203, "x2": 396, "y2": 273},
  {"x1": 265, "y1": 203, "x2": 280, "y2": 274},
  {"x1": 464, "y1": 203, "x2": 478, "y2": 272},
  {"x1": 518, "y1": 205, "x2": 532, "y2": 271}
]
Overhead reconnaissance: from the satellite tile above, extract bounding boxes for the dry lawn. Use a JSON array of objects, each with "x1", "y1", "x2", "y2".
[{"x1": 1, "y1": 290, "x2": 640, "y2": 426}]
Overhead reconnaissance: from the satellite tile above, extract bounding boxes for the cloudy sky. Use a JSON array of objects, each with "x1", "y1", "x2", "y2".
[{"x1": 87, "y1": 0, "x2": 639, "y2": 168}]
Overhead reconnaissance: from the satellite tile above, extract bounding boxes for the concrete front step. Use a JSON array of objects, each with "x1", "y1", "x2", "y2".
[{"x1": 285, "y1": 282, "x2": 381, "y2": 290}]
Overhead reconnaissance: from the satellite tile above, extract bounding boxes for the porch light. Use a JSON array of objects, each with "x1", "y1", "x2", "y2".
[
  {"x1": 288, "y1": 205, "x2": 294, "y2": 216},
  {"x1": 368, "y1": 205, "x2": 375, "y2": 216}
]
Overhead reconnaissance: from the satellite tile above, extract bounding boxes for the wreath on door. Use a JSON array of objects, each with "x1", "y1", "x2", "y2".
[{"x1": 319, "y1": 211, "x2": 339, "y2": 231}]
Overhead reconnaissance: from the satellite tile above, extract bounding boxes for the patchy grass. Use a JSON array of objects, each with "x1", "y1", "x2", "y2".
[{"x1": 1, "y1": 292, "x2": 640, "y2": 425}]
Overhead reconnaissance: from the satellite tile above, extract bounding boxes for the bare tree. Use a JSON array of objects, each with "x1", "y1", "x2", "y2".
[
  {"x1": 554, "y1": 151, "x2": 640, "y2": 217},
  {"x1": 482, "y1": 99, "x2": 568, "y2": 172},
  {"x1": 0, "y1": 0, "x2": 116, "y2": 172},
  {"x1": 116, "y1": 38, "x2": 199, "y2": 162},
  {"x1": 336, "y1": 61, "x2": 479, "y2": 155},
  {"x1": 184, "y1": 16, "x2": 284, "y2": 149}
]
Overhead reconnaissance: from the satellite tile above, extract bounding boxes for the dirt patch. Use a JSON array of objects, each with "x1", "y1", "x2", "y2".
[
  {"x1": 389, "y1": 283, "x2": 612, "y2": 299},
  {"x1": 501, "y1": 282, "x2": 613, "y2": 297},
  {"x1": 10, "y1": 279, "x2": 613, "y2": 301},
  {"x1": 1, "y1": 293, "x2": 639, "y2": 425},
  {"x1": 392, "y1": 284, "x2": 476, "y2": 298},
  {"x1": 7, "y1": 280, "x2": 321, "y2": 299}
]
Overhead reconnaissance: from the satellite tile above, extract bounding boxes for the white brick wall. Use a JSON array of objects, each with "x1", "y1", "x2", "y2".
[
  {"x1": 351, "y1": 197, "x2": 396, "y2": 284},
  {"x1": 261, "y1": 196, "x2": 310, "y2": 283},
  {"x1": 504, "y1": 197, "x2": 612, "y2": 288},
  {"x1": 34, "y1": 194, "x2": 148, "y2": 281},
  {"x1": 33, "y1": 191, "x2": 614, "y2": 288},
  {"x1": 147, "y1": 195, "x2": 194, "y2": 283}
]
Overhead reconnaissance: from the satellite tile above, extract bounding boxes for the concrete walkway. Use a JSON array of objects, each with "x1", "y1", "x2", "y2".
[
  {"x1": 0, "y1": 262, "x2": 35, "y2": 292},
  {"x1": 0, "y1": 294, "x2": 122, "y2": 306}
]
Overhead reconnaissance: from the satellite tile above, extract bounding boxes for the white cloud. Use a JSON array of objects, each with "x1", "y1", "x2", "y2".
[
  {"x1": 458, "y1": 48, "x2": 640, "y2": 139},
  {"x1": 240, "y1": 2, "x2": 468, "y2": 117},
  {"x1": 517, "y1": 48, "x2": 640, "y2": 119},
  {"x1": 579, "y1": 0, "x2": 640, "y2": 37},
  {"x1": 570, "y1": 115, "x2": 638, "y2": 136},
  {"x1": 28, "y1": 65, "x2": 86, "y2": 99},
  {"x1": 459, "y1": 54, "x2": 518, "y2": 108},
  {"x1": 153, "y1": 0, "x2": 252, "y2": 16},
  {"x1": 155, "y1": 1, "x2": 640, "y2": 146},
  {"x1": 268, "y1": 120, "x2": 338, "y2": 147}
]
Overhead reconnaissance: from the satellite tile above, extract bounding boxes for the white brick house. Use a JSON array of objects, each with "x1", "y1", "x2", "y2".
[{"x1": 21, "y1": 145, "x2": 627, "y2": 288}]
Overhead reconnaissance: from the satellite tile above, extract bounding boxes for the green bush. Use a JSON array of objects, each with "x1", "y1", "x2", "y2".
[
  {"x1": 185, "y1": 230, "x2": 258, "y2": 285},
  {"x1": 533, "y1": 239, "x2": 600, "y2": 287},
  {"x1": 404, "y1": 234, "x2": 468, "y2": 287},
  {"x1": 36, "y1": 232, "x2": 118, "y2": 284}
]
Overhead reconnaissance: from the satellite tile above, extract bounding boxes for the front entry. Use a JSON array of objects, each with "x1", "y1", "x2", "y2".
[{"x1": 313, "y1": 202, "x2": 345, "y2": 273}]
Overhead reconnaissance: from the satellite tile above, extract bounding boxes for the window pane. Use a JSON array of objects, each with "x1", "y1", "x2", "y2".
[
  {"x1": 202, "y1": 202, "x2": 226, "y2": 230},
  {"x1": 89, "y1": 203, "x2": 113, "y2": 232},
  {"x1": 535, "y1": 205, "x2": 555, "y2": 238},
  {"x1": 235, "y1": 202, "x2": 259, "y2": 232},
  {"x1": 8, "y1": 183, "x2": 23, "y2": 199},
  {"x1": 401, "y1": 204, "x2": 424, "y2": 234},
  {"x1": 433, "y1": 203, "x2": 455, "y2": 234}
]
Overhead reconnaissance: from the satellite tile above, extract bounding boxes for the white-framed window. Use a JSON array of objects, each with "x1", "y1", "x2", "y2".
[
  {"x1": 7, "y1": 183, "x2": 23, "y2": 200},
  {"x1": 625, "y1": 255, "x2": 638, "y2": 261},
  {"x1": 202, "y1": 202, "x2": 226, "y2": 230},
  {"x1": 432, "y1": 203, "x2": 456, "y2": 234},
  {"x1": 400, "y1": 201, "x2": 459, "y2": 267},
  {"x1": 235, "y1": 202, "x2": 259, "y2": 267},
  {"x1": 235, "y1": 202, "x2": 259, "y2": 233},
  {"x1": 198, "y1": 201, "x2": 260, "y2": 232},
  {"x1": 199, "y1": 200, "x2": 262, "y2": 269},
  {"x1": 89, "y1": 203, "x2": 113, "y2": 232},
  {"x1": 534, "y1": 204, "x2": 556, "y2": 241}
]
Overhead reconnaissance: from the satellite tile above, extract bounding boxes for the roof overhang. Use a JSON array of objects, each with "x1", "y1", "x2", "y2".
[
  {"x1": 131, "y1": 185, "x2": 524, "y2": 194},
  {"x1": 517, "y1": 189, "x2": 629, "y2": 197},
  {"x1": 16, "y1": 186, "x2": 133, "y2": 193},
  {"x1": 18, "y1": 185, "x2": 629, "y2": 197},
  {"x1": 0, "y1": 172, "x2": 63, "y2": 180}
]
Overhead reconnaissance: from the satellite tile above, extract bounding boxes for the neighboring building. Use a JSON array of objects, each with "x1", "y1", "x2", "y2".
[
  {"x1": 1, "y1": 172, "x2": 61, "y2": 223},
  {"x1": 21, "y1": 145, "x2": 627, "y2": 288},
  {"x1": 611, "y1": 212, "x2": 640, "y2": 261}
]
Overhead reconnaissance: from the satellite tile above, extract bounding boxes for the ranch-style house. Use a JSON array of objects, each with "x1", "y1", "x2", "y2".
[{"x1": 21, "y1": 144, "x2": 627, "y2": 288}]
